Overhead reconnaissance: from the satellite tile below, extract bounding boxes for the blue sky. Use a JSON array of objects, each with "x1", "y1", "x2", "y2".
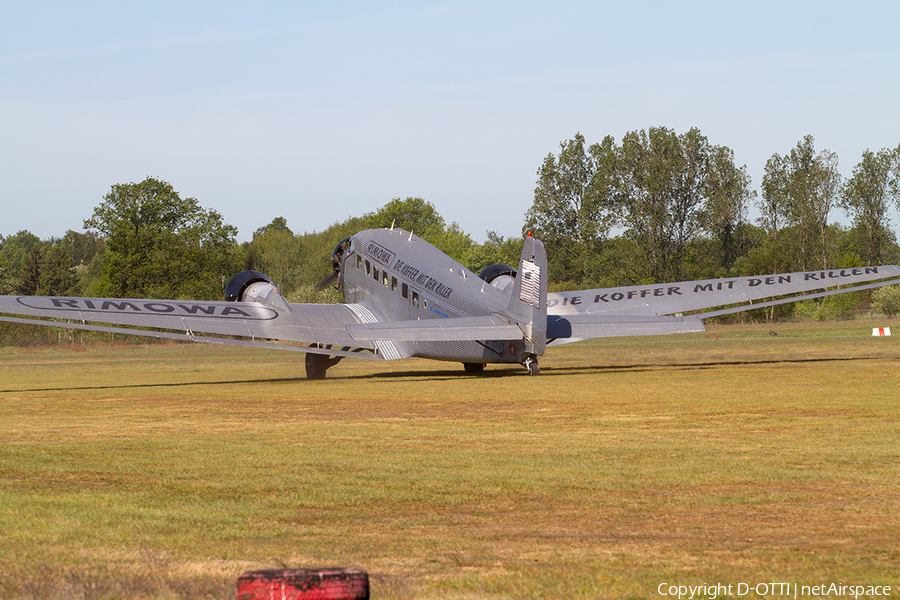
[{"x1": 2, "y1": 1, "x2": 899, "y2": 244}]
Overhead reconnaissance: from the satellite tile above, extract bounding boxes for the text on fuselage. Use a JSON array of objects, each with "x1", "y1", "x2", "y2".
[{"x1": 391, "y1": 259, "x2": 454, "y2": 299}]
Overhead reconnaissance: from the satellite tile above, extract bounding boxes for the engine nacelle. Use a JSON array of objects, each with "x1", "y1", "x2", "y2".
[
  {"x1": 224, "y1": 270, "x2": 274, "y2": 302},
  {"x1": 224, "y1": 270, "x2": 292, "y2": 312},
  {"x1": 478, "y1": 263, "x2": 517, "y2": 293}
]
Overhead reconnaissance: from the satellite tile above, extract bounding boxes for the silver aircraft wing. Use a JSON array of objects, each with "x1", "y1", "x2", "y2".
[
  {"x1": 0, "y1": 294, "x2": 388, "y2": 360},
  {"x1": 546, "y1": 265, "x2": 900, "y2": 344}
]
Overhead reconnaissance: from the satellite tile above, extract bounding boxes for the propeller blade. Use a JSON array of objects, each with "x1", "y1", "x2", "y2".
[{"x1": 316, "y1": 272, "x2": 337, "y2": 291}]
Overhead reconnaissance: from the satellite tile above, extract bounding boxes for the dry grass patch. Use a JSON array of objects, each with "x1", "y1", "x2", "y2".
[{"x1": 1, "y1": 321, "x2": 898, "y2": 598}]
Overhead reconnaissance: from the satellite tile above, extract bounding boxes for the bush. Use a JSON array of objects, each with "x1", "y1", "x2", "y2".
[
  {"x1": 873, "y1": 285, "x2": 900, "y2": 317},
  {"x1": 822, "y1": 290, "x2": 864, "y2": 320},
  {"x1": 795, "y1": 300, "x2": 822, "y2": 321}
]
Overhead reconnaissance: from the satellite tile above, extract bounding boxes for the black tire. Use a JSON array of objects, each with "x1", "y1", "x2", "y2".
[{"x1": 305, "y1": 353, "x2": 328, "y2": 379}]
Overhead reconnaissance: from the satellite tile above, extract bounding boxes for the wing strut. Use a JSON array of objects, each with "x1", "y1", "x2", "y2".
[
  {"x1": 0, "y1": 315, "x2": 382, "y2": 360},
  {"x1": 699, "y1": 276, "x2": 900, "y2": 319}
]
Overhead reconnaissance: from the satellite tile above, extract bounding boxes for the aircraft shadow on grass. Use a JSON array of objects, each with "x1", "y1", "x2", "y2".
[{"x1": 0, "y1": 355, "x2": 880, "y2": 394}]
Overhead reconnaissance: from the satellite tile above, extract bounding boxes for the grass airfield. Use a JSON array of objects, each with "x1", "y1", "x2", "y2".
[{"x1": 0, "y1": 320, "x2": 898, "y2": 599}]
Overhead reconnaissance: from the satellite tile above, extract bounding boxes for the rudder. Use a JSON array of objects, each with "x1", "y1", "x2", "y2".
[{"x1": 506, "y1": 234, "x2": 548, "y2": 358}]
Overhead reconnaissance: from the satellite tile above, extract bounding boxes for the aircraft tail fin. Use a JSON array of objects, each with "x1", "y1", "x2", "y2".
[{"x1": 506, "y1": 234, "x2": 548, "y2": 357}]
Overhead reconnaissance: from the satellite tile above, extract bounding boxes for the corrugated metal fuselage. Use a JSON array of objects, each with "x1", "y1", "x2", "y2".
[{"x1": 339, "y1": 228, "x2": 526, "y2": 364}]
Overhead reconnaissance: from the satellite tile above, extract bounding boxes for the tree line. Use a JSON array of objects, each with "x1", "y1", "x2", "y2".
[
  {"x1": 526, "y1": 129, "x2": 900, "y2": 289},
  {"x1": 0, "y1": 184, "x2": 525, "y2": 306},
  {"x1": 2, "y1": 127, "x2": 900, "y2": 327}
]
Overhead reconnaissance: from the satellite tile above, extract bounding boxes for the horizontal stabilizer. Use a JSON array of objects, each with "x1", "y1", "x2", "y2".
[
  {"x1": 347, "y1": 315, "x2": 523, "y2": 342},
  {"x1": 547, "y1": 314, "x2": 705, "y2": 343}
]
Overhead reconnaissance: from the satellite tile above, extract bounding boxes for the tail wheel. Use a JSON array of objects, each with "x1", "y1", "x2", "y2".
[{"x1": 524, "y1": 356, "x2": 540, "y2": 376}]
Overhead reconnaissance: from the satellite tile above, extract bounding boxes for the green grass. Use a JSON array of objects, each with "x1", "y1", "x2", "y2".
[{"x1": 0, "y1": 321, "x2": 898, "y2": 598}]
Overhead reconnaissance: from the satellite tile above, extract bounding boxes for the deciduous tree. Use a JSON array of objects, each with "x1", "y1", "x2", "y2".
[
  {"x1": 840, "y1": 145, "x2": 900, "y2": 266},
  {"x1": 704, "y1": 146, "x2": 754, "y2": 273},
  {"x1": 0, "y1": 231, "x2": 42, "y2": 294},
  {"x1": 615, "y1": 127, "x2": 733, "y2": 282},
  {"x1": 84, "y1": 177, "x2": 240, "y2": 299},
  {"x1": 761, "y1": 136, "x2": 841, "y2": 271},
  {"x1": 366, "y1": 197, "x2": 445, "y2": 239},
  {"x1": 17, "y1": 245, "x2": 46, "y2": 295},
  {"x1": 524, "y1": 133, "x2": 615, "y2": 283},
  {"x1": 37, "y1": 243, "x2": 75, "y2": 296}
]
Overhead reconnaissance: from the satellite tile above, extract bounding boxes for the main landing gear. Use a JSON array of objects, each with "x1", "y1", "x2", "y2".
[
  {"x1": 460, "y1": 358, "x2": 540, "y2": 376},
  {"x1": 305, "y1": 345, "x2": 343, "y2": 379},
  {"x1": 523, "y1": 355, "x2": 540, "y2": 376}
]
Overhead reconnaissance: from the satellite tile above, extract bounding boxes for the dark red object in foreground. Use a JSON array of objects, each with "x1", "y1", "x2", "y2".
[{"x1": 237, "y1": 568, "x2": 369, "y2": 600}]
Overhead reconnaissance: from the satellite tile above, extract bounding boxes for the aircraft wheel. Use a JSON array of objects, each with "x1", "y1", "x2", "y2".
[
  {"x1": 525, "y1": 357, "x2": 540, "y2": 376},
  {"x1": 305, "y1": 352, "x2": 328, "y2": 380},
  {"x1": 463, "y1": 363, "x2": 485, "y2": 374}
]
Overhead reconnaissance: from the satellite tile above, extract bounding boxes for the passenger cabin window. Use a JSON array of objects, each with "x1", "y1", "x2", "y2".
[
  {"x1": 382, "y1": 271, "x2": 389, "y2": 287},
  {"x1": 365, "y1": 259, "x2": 371, "y2": 275},
  {"x1": 412, "y1": 291, "x2": 419, "y2": 308},
  {"x1": 391, "y1": 276, "x2": 398, "y2": 291},
  {"x1": 401, "y1": 283, "x2": 409, "y2": 299},
  {"x1": 356, "y1": 255, "x2": 363, "y2": 270},
  {"x1": 373, "y1": 266, "x2": 379, "y2": 281}
]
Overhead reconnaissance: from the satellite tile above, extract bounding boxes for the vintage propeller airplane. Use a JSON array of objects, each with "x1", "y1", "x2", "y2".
[{"x1": 2, "y1": 226, "x2": 900, "y2": 379}]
